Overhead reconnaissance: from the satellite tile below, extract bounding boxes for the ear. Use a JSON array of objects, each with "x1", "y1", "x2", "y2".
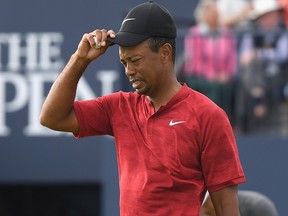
[{"x1": 160, "y1": 43, "x2": 172, "y2": 64}]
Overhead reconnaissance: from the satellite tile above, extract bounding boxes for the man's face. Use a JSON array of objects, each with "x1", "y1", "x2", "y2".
[
  {"x1": 258, "y1": 11, "x2": 281, "y2": 30},
  {"x1": 119, "y1": 41, "x2": 165, "y2": 96},
  {"x1": 203, "y1": 3, "x2": 219, "y2": 27}
]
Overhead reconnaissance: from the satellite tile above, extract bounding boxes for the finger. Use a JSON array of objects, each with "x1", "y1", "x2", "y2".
[
  {"x1": 89, "y1": 29, "x2": 102, "y2": 49},
  {"x1": 91, "y1": 29, "x2": 109, "y2": 48},
  {"x1": 107, "y1": 30, "x2": 116, "y2": 38},
  {"x1": 93, "y1": 35, "x2": 101, "y2": 49},
  {"x1": 99, "y1": 29, "x2": 108, "y2": 47}
]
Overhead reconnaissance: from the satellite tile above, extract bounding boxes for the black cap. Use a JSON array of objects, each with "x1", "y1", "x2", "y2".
[{"x1": 108, "y1": 1, "x2": 177, "y2": 47}]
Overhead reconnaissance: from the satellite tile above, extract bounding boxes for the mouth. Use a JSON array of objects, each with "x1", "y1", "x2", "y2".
[
  {"x1": 132, "y1": 81, "x2": 142, "y2": 89},
  {"x1": 130, "y1": 79, "x2": 143, "y2": 90}
]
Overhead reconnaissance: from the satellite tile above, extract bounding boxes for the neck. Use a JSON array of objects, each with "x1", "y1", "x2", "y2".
[
  {"x1": 208, "y1": 22, "x2": 218, "y2": 31},
  {"x1": 148, "y1": 78, "x2": 182, "y2": 112}
]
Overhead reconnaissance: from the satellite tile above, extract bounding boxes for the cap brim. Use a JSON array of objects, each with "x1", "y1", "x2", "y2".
[
  {"x1": 248, "y1": 6, "x2": 283, "y2": 20},
  {"x1": 107, "y1": 32, "x2": 149, "y2": 47}
]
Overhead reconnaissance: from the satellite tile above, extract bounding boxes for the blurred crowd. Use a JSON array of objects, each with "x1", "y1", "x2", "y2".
[{"x1": 180, "y1": 0, "x2": 288, "y2": 135}]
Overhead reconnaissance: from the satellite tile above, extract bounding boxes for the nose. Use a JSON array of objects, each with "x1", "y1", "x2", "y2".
[{"x1": 125, "y1": 63, "x2": 136, "y2": 77}]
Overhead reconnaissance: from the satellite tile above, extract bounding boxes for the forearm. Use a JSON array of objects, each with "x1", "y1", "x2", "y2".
[
  {"x1": 221, "y1": 4, "x2": 253, "y2": 28},
  {"x1": 40, "y1": 29, "x2": 115, "y2": 132},
  {"x1": 210, "y1": 186, "x2": 240, "y2": 216},
  {"x1": 40, "y1": 54, "x2": 90, "y2": 131},
  {"x1": 214, "y1": 203, "x2": 240, "y2": 216}
]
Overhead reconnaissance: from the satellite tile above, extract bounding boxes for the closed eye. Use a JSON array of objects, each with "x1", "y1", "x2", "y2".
[
  {"x1": 120, "y1": 57, "x2": 142, "y2": 67},
  {"x1": 131, "y1": 58, "x2": 140, "y2": 63},
  {"x1": 120, "y1": 60, "x2": 127, "y2": 67}
]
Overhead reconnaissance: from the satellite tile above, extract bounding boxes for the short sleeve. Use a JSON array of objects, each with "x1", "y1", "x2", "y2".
[
  {"x1": 200, "y1": 107, "x2": 246, "y2": 192},
  {"x1": 73, "y1": 96, "x2": 114, "y2": 138}
]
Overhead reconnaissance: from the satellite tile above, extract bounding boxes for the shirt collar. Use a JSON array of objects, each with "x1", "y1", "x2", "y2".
[{"x1": 144, "y1": 83, "x2": 190, "y2": 113}]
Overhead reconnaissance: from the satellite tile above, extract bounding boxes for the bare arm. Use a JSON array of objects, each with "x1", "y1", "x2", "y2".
[
  {"x1": 39, "y1": 29, "x2": 115, "y2": 133},
  {"x1": 221, "y1": 3, "x2": 253, "y2": 28},
  {"x1": 209, "y1": 185, "x2": 240, "y2": 216}
]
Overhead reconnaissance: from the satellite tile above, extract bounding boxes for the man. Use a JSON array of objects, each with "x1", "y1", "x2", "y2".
[
  {"x1": 201, "y1": 190, "x2": 279, "y2": 216},
  {"x1": 237, "y1": 0, "x2": 288, "y2": 132},
  {"x1": 279, "y1": 0, "x2": 288, "y2": 27},
  {"x1": 217, "y1": 0, "x2": 253, "y2": 31},
  {"x1": 184, "y1": 0, "x2": 237, "y2": 123},
  {"x1": 40, "y1": 1, "x2": 245, "y2": 215}
]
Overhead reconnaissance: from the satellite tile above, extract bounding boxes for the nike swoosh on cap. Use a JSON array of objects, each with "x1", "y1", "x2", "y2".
[
  {"x1": 122, "y1": 18, "x2": 136, "y2": 25},
  {"x1": 169, "y1": 120, "x2": 186, "y2": 126}
]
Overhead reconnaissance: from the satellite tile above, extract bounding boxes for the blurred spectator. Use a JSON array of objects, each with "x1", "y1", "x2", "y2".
[
  {"x1": 237, "y1": 0, "x2": 288, "y2": 132},
  {"x1": 201, "y1": 190, "x2": 279, "y2": 216},
  {"x1": 183, "y1": 0, "x2": 237, "y2": 122},
  {"x1": 217, "y1": 0, "x2": 254, "y2": 32},
  {"x1": 217, "y1": 0, "x2": 254, "y2": 50},
  {"x1": 279, "y1": 0, "x2": 288, "y2": 27},
  {"x1": 280, "y1": 0, "x2": 288, "y2": 101}
]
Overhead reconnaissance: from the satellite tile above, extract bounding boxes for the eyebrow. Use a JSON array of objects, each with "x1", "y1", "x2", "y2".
[{"x1": 120, "y1": 54, "x2": 141, "y2": 62}]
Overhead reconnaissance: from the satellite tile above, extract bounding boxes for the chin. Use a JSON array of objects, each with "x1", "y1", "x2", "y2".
[
  {"x1": 135, "y1": 87, "x2": 148, "y2": 96},
  {"x1": 135, "y1": 89, "x2": 144, "y2": 95}
]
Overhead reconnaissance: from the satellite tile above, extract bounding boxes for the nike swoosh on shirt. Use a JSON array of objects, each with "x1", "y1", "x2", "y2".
[
  {"x1": 169, "y1": 120, "x2": 186, "y2": 126},
  {"x1": 122, "y1": 18, "x2": 136, "y2": 25}
]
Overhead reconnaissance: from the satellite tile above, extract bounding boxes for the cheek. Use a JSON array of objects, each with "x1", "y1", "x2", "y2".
[{"x1": 140, "y1": 55, "x2": 163, "y2": 81}]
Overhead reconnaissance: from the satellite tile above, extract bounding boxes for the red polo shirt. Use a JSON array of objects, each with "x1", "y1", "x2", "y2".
[{"x1": 73, "y1": 83, "x2": 245, "y2": 216}]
